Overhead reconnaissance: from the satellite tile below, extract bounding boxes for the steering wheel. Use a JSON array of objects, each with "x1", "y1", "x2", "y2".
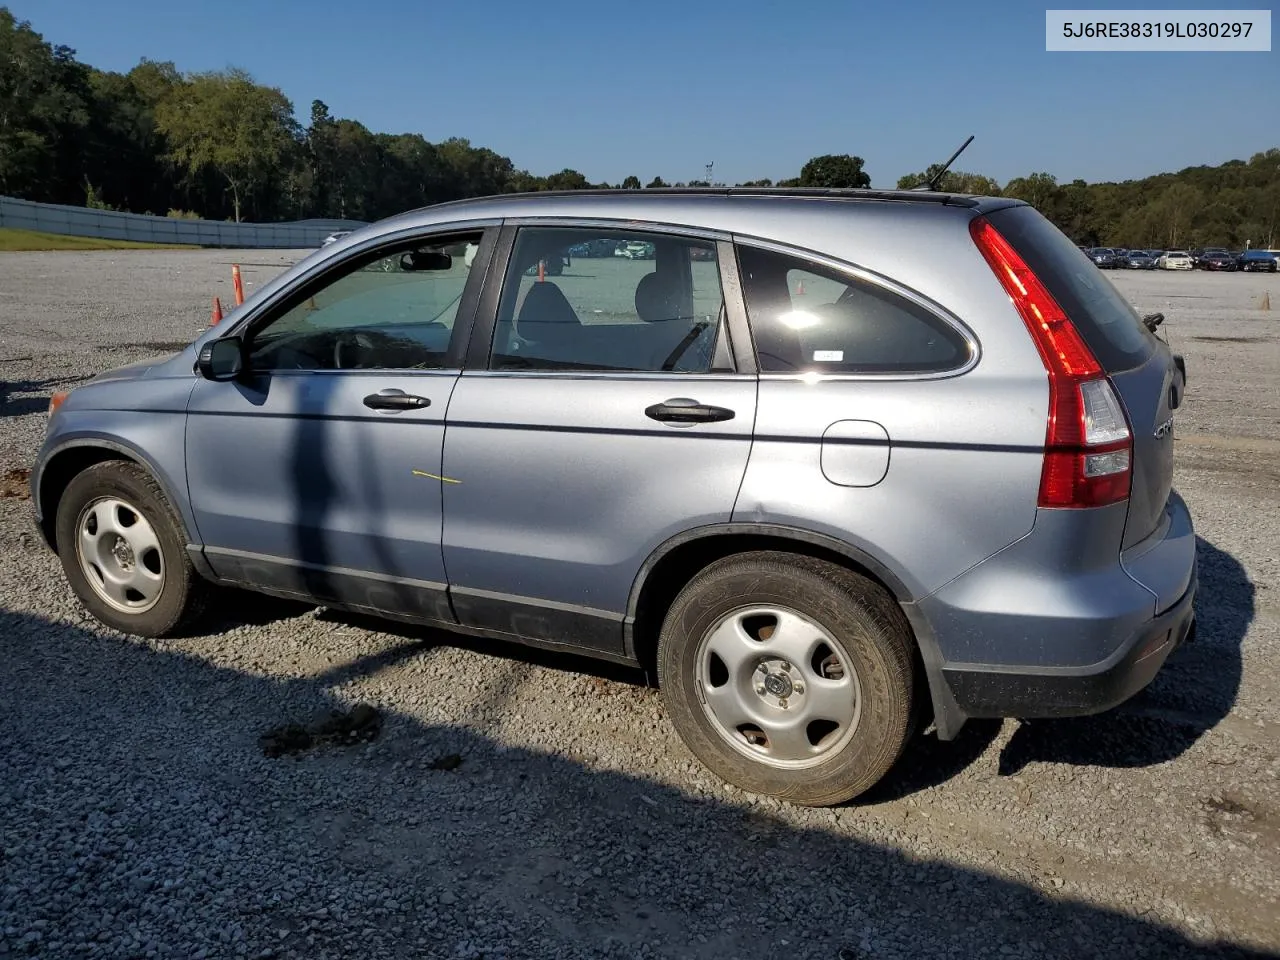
[{"x1": 333, "y1": 330, "x2": 375, "y2": 369}]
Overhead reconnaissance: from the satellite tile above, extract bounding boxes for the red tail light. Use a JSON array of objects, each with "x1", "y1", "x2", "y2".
[{"x1": 969, "y1": 216, "x2": 1132, "y2": 508}]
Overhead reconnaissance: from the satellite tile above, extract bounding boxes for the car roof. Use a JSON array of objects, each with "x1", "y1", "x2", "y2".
[{"x1": 373, "y1": 187, "x2": 1026, "y2": 234}]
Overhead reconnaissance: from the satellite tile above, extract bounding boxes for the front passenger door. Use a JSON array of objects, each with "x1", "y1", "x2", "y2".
[{"x1": 186, "y1": 230, "x2": 492, "y2": 622}]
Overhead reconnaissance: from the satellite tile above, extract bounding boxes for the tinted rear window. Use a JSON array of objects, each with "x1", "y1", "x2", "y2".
[
  {"x1": 736, "y1": 244, "x2": 970, "y2": 375},
  {"x1": 988, "y1": 207, "x2": 1153, "y2": 372}
]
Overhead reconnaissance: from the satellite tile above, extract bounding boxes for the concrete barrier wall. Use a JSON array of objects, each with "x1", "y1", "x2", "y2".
[{"x1": 0, "y1": 196, "x2": 368, "y2": 249}]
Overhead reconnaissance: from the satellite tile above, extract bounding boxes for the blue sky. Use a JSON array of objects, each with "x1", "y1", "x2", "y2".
[{"x1": 22, "y1": 0, "x2": 1280, "y2": 187}]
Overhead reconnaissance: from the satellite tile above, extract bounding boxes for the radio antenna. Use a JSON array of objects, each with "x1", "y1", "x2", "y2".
[{"x1": 914, "y1": 135, "x2": 975, "y2": 191}]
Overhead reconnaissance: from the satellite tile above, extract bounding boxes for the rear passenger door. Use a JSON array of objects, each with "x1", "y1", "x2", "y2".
[{"x1": 440, "y1": 224, "x2": 757, "y2": 656}]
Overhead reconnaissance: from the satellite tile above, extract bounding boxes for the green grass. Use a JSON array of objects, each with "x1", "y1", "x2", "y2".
[{"x1": 0, "y1": 227, "x2": 195, "y2": 251}]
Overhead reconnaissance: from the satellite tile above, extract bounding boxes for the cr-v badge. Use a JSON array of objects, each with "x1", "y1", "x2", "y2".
[{"x1": 1153, "y1": 416, "x2": 1174, "y2": 439}]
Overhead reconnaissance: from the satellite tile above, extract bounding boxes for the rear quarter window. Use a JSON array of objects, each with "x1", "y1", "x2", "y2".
[
  {"x1": 736, "y1": 245, "x2": 971, "y2": 375},
  {"x1": 988, "y1": 207, "x2": 1154, "y2": 372}
]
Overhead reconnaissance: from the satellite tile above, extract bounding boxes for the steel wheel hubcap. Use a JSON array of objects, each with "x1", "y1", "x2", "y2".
[
  {"x1": 74, "y1": 497, "x2": 165, "y2": 614},
  {"x1": 695, "y1": 605, "x2": 861, "y2": 769}
]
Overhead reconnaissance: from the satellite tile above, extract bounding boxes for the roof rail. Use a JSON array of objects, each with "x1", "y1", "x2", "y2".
[{"x1": 420, "y1": 186, "x2": 991, "y2": 211}]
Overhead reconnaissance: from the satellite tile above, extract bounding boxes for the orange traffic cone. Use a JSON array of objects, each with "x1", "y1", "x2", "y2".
[
  {"x1": 796, "y1": 279, "x2": 805, "y2": 296},
  {"x1": 210, "y1": 296, "x2": 223, "y2": 326},
  {"x1": 232, "y1": 264, "x2": 245, "y2": 305},
  {"x1": 537, "y1": 260, "x2": 545, "y2": 282}
]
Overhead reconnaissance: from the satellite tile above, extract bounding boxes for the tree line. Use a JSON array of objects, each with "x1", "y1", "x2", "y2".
[{"x1": 2, "y1": 8, "x2": 1276, "y2": 249}]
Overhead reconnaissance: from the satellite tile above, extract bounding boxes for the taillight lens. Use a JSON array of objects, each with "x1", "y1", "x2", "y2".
[{"x1": 970, "y1": 216, "x2": 1132, "y2": 508}]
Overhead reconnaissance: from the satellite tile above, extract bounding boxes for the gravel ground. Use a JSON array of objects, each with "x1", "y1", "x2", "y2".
[{"x1": 0, "y1": 251, "x2": 1277, "y2": 960}]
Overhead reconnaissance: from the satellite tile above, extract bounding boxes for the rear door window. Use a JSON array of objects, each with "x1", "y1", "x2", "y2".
[
  {"x1": 988, "y1": 207, "x2": 1154, "y2": 372},
  {"x1": 489, "y1": 227, "x2": 729, "y2": 373},
  {"x1": 735, "y1": 244, "x2": 971, "y2": 375}
]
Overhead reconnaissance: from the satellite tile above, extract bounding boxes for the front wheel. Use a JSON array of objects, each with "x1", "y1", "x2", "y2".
[
  {"x1": 55, "y1": 461, "x2": 209, "y2": 637},
  {"x1": 657, "y1": 552, "x2": 915, "y2": 806}
]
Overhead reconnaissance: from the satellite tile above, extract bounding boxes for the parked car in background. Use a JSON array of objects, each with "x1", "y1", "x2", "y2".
[
  {"x1": 1199, "y1": 251, "x2": 1237, "y2": 272},
  {"x1": 1237, "y1": 250, "x2": 1279, "y2": 272},
  {"x1": 1190, "y1": 247, "x2": 1230, "y2": 268},
  {"x1": 1158, "y1": 250, "x2": 1194, "y2": 270},
  {"x1": 1148, "y1": 250, "x2": 1165, "y2": 262},
  {"x1": 1089, "y1": 247, "x2": 1120, "y2": 268},
  {"x1": 566, "y1": 238, "x2": 622, "y2": 258},
  {"x1": 615, "y1": 240, "x2": 656, "y2": 260},
  {"x1": 1125, "y1": 250, "x2": 1156, "y2": 269},
  {"x1": 31, "y1": 187, "x2": 1195, "y2": 807}
]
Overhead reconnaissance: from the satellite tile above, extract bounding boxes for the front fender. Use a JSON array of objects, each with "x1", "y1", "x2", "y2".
[{"x1": 33, "y1": 378, "x2": 198, "y2": 547}]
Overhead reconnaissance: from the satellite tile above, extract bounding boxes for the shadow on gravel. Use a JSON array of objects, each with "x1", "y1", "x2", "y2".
[
  {"x1": 189, "y1": 589, "x2": 315, "y2": 634},
  {"x1": 317, "y1": 607, "x2": 649, "y2": 687},
  {"x1": 0, "y1": 384, "x2": 54, "y2": 418},
  {"x1": 999, "y1": 536, "x2": 1252, "y2": 777},
  {"x1": 0, "y1": 373, "x2": 96, "y2": 418},
  {"x1": 861, "y1": 719, "x2": 1004, "y2": 805},
  {"x1": 1, "y1": 606, "x2": 1273, "y2": 960}
]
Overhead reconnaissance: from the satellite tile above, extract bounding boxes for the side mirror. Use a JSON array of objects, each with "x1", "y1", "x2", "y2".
[{"x1": 197, "y1": 337, "x2": 244, "y2": 381}]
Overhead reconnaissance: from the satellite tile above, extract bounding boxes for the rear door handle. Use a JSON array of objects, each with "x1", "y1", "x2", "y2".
[
  {"x1": 645, "y1": 397, "x2": 735, "y2": 424},
  {"x1": 363, "y1": 389, "x2": 430, "y2": 412}
]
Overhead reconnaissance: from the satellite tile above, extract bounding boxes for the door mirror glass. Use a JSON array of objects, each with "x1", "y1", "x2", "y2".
[{"x1": 198, "y1": 337, "x2": 244, "y2": 381}]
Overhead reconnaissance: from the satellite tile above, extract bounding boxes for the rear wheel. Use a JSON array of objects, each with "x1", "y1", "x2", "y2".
[
  {"x1": 657, "y1": 552, "x2": 915, "y2": 806},
  {"x1": 55, "y1": 461, "x2": 209, "y2": 637}
]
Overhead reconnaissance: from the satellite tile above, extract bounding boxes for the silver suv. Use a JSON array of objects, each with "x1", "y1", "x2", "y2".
[{"x1": 32, "y1": 189, "x2": 1196, "y2": 805}]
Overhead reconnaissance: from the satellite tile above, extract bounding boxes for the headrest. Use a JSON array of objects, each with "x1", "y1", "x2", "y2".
[{"x1": 634, "y1": 271, "x2": 681, "y2": 323}]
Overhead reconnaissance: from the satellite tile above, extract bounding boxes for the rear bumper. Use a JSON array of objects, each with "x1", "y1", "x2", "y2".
[
  {"x1": 906, "y1": 492, "x2": 1198, "y2": 739},
  {"x1": 939, "y1": 572, "x2": 1196, "y2": 720}
]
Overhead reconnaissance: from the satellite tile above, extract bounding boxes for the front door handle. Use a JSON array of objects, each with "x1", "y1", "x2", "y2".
[
  {"x1": 645, "y1": 397, "x2": 735, "y2": 424},
  {"x1": 363, "y1": 390, "x2": 430, "y2": 412}
]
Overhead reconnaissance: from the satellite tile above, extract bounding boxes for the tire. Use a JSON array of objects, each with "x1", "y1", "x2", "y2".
[
  {"x1": 657, "y1": 552, "x2": 915, "y2": 806},
  {"x1": 55, "y1": 460, "x2": 209, "y2": 637}
]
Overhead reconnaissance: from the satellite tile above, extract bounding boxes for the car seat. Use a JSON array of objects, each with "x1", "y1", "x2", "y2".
[{"x1": 514, "y1": 281, "x2": 583, "y2": 363}]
